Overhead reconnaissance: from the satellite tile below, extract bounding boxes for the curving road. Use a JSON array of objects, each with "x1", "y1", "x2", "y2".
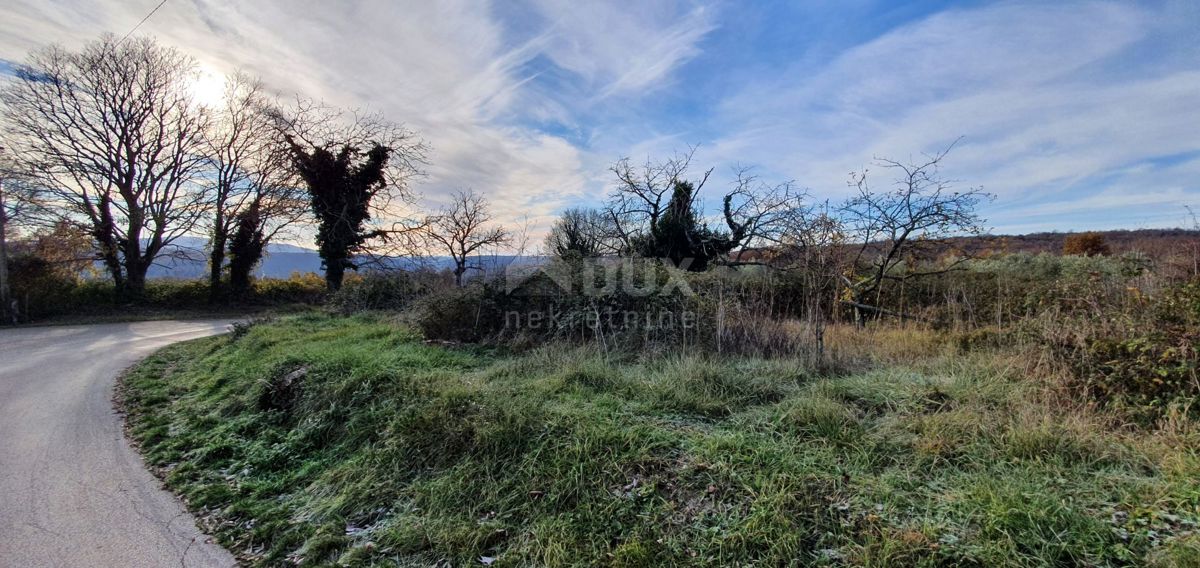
[{"x1": 0, "y1": 320, "x2": 238, "y2": 567}]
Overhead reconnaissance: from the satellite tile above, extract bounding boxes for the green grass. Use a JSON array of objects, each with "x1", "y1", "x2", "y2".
[{"x1": 120, "y1": 314, "x2": 1200, "y2": 567}]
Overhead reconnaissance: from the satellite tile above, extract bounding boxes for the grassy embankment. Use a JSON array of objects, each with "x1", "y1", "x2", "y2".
[{"x1": 121, "y1": 314, "x2": 1200, "y2": 566}]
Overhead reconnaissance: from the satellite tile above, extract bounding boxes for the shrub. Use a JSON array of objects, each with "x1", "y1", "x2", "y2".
[
  {"x1": 1063, "y1": 231, "x2": 1111, "y2": 256},
  {"x1": 1043, "y1": 281, "x2": 1200, "y2": 421},
  {"x1": 6, "y1": 254, "x2": 81, "y2": 320},
  {"x1": 410, "y1": 282, "x2": 500, "y2": 342},
  {"x1": 143, "y1": 279, "x2": 211, "y2": 307},
  {"x1": 5, "y1": 268, "x2": 329, "y2": 322},
  {"x1": 328, "y1": 271, "x2": 426, "y2": 314},
  {"x1": 252, "y1": 272, "x2": 327, "y2": 305},
  {"x1": 413, "y1": 259, "x2": 700, "y2": 348},
  {"x1": 412, "y1": 260, "x2": 843, "y2": 361},
  {"x1": 864, "y1": 252, "x2": 1149, "y2": 328}
]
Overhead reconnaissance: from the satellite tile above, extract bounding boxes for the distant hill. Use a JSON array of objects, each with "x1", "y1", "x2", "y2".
[
  {"x1": 145, "y1": 241, "x2": 527, "y2": 280},
  {"x1": 146, "y1": 240, "x2": 326, "y2": 279},
  {"x1": 140, "y1": 229, "x2": 1199, "y2": 280},
  {"x1": 735, "y1": 228, "x2": 1200, "y2": 266},
  {"x1": 960, "y1": 228, "x2": 1200, "y2": 256}
]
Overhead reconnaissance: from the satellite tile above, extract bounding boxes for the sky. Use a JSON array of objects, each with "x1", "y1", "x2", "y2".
[{"x1": 1, "y1": 0, "x2": 1198, "y2": 241}]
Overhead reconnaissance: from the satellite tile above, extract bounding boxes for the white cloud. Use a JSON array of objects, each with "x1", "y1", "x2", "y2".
[
  {"x1": 0, "y1": 0, "x2": 725, "y2": 244},
  {"x1": 0, "y1": 2, "x2": 597, "y2": 241},
  {"x1": 522, "y1": 0, "x2": 716, "y2": 98},
  {"x1": 2, "y1": 0, "x2": 1195, "y2": 239},
  {"x1": 703, "y1": 1, "x2": 1200, "y2": 231},
  {"x1": 991, "y1": 152, "x2": 1200, "y2": 232}
]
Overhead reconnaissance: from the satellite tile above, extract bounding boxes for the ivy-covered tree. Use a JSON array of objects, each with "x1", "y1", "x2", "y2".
[
  {"x1": 202, "y1": 73, "x2": 305, "y2": 301},
  {"x1": 283, "y1": 104, "x2": 425, "y2": 291},
  {"x1": 606, "y1": 149, "x2": 795, "y2": 271},
  {"x1": 632, "y1": 180, "x2": 735, "y2": 271},
  {"x1": 288, "y1": 140, "x2": 390, "y2": 291},
  {"x1": 226, "y1": 202, "x2": 264, "y2": 296}
]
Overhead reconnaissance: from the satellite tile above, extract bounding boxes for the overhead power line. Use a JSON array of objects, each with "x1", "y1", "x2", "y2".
[{"x1": 118, "y1": 0, "x2": 168, "y2": 45}]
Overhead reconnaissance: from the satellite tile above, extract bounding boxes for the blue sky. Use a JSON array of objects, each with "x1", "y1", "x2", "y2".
[{"x1": 1, "y1": 0, "x2": 1198, "y2": 238}]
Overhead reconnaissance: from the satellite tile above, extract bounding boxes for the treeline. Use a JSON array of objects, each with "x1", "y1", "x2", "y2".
[
  {"x1": 0, "y1": 34, "x2": 433, "y2": 314},
  {"x1": 0, "y1": 33, "x2": 996, "y2": 324}
]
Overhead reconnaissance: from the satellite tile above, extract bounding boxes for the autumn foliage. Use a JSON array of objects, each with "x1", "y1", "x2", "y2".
[{"x1": 1062, "y1": 231, "x2": 1111, "y2": 256}]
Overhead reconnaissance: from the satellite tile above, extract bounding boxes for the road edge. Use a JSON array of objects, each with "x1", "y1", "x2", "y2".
[{"x1": 112, "y1": 337, "x2": 242, "y2": 566}]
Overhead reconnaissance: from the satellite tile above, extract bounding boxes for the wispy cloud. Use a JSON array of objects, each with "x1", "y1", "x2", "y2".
[
  {"x1": 519, "y1": 0, "x2": 716, "y2": 98},
  {"x1": 0, "y1": 0, "x2": 1196, "y2": 237},
  {"x1": 700, "y1": 1, "x2": 1200, "y2": 231},
  {"x1": 0, "y1": 0, "x2": 718, "y2": 239}
]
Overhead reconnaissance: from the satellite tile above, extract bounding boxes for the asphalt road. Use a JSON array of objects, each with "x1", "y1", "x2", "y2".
[{"x1": 0, "y1": 321, "x2": 238, "y2": 567}]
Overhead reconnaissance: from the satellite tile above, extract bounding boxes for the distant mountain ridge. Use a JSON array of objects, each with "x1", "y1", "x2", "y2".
[
  {"x1": 141, "y1": 229, "x2": 1199, "y2": 280},
  {"x1": 144, "y1": 237, "x2": 524, "y2": 280}
]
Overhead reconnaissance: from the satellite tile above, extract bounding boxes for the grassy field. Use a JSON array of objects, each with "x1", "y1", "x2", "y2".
[{"x1": 120, "y1": 314, "x2": 1200, "y2": 567}]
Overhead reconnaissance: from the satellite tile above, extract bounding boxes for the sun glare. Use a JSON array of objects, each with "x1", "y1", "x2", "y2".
[{"x1": 189, "y1": 64, "x2": 226, "y2": 108}]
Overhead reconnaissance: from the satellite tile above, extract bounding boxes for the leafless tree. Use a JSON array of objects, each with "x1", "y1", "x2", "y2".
[
  {"x1": 202, "y1": 73, "x2": 307, "y2": 298},
  {"x1": 840, "y1": 141, "x2": 992, "y2": 325},
  {"x1": 0, "y1": 149, "x2": 62, "y2": 321},
  {"x1": 776, "y1": 202, "x2": 846, "y2": 354},
  {"x1": 545, "y1": 207, "x2": 622, "y2": 258},
  {"x1": 606, "y1": 147, "x2": 711, "y2": 254},
  {"x1": 606, "y1": 148, "x2": 802, "y2": 269},
  {"x1": 0, "y1": 35, "x2": 210, "y2": 297},
  {"x1": 0, "y1": 152, "x2": 19, "y2": 320},
  {"x1": 425, "y1": 189, "x2": 511, "y2": 287},
  {"x1": 510, "y1": 214, "x2": 533, "y2": 258},
  {"x1": 723, "y1": 167, "x2": 806, "y2": 262}
]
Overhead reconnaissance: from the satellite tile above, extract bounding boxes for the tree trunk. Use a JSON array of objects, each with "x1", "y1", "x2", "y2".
[
  {"x1": 208, "y1": 232, "x2": 226, "y2": 302},
  {"x1": 325, "y1": 260, "x2": 345, "y2": 292},
  {"x1": 229, "y1": 258, "x2": 252, "y2": 296},
  {"x1": 852, "y1": 290, "x2": 869, "y2": 328},
  {"x1": 125, "y1": 261, "x2": 147, "y2": 299},
  {"x1": 228, "y1": 239, "x2": 264, "y2": 297},
  {"x1": 93, "y1": 197, "x2": 125, "y2": 295},
  {"x1": 0, "y1": 183, "x2": 10, "y2": 323},
  {"x1": 123, "y1": 206, "x2": 147, "y2": 299},
  {"x1": 100, "y1": 248, "x2": 124, "y2": 296}
]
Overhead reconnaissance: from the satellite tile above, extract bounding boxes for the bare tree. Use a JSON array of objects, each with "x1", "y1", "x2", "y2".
[
  {"x1": 606, "y1": 148, "x2": 710, "y2": 255},
  {"x1": 776, "y1": 202, "x2": 846, "y2": 354},
  {"x1": 0, "y1": 149, "x2": 62, "y2": 321},
  {"x1": 723, "y1": 167, "x2": 805, "y2": 262},
  {"x1": 840, "y1": 141, "x2": 992, "y2": 325},
  {"x1": 425, "y1": 189, "x2": 510, "y2": 287},
  {"x1": 283, "y1": 100, "x2": 426, "y2": 290},
  {"x1": 0, "y1": 35, "x2": 211, "y2": 298},
  {"x1": 203, "y1": 73, "x2": 307, "y2": 298},
  {"x1": 606, "y1": 149, "x2": 804, "y2": 270},
  {"x1": 0, "y1": 152, "x2": 14, "y2": 321},
  {"x1": 545, "y1": 207, "x2": 621, "y2": 258}
]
